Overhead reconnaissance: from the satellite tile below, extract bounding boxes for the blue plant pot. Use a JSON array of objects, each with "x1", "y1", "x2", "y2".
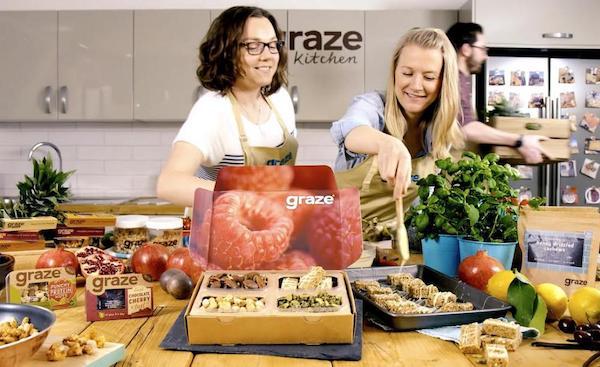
[
  {"x1": 421, "y1": 234, "x2": 460, "y2": 277},
  {"x1": 458, "y1": 238, "x2": 517, "y2": 270}
]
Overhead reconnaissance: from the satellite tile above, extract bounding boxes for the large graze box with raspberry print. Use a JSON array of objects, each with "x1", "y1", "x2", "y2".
[{"x1": 185, "y1": 166, "x2": 362, "y2": 344}]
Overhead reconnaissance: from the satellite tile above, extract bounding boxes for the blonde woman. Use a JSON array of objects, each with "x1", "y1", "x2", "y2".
[{"x1": 331, "y1": 28, "x2": 464, "y2": 225}]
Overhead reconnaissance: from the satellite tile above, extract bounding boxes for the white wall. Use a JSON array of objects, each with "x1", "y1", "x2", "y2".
[{"x1": 0, "y1": 122, "x2": 337, "y2": 198}]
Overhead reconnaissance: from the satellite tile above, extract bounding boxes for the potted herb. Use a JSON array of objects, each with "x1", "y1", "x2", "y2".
[
  {"x1": 405, "y1": 158, "x2": 467, "y2": 276},
  {"x1": 407, "y1": 152, "x2": 544, "y2": 274}
]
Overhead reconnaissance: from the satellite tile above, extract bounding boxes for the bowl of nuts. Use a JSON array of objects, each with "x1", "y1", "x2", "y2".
[{"x1": 0, "y1": 303, "x2": 55, "y2": 367}]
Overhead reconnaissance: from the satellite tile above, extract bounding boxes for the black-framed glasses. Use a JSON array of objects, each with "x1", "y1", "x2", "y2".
[
  {"x1": 240, "y1": 40, "x2": 284, "y2": 55},
  {"x1": 471, "y1": 44, "x2": 489, "y2": 53}
]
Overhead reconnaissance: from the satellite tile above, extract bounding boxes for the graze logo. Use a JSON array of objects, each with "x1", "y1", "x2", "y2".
[
  {"x1": 14, "y1": 269, "x2": 61, "y2": 287},
  {"x1": 286, "y1": 30, "x2": 363, "y2": 65},
  {"x1": 565, "y1": 278, "x2": 587, "y2": 287},
  {"x1": 285, "y1": 194, "x2": 335, "y2": 210},
  {"x1": 90, "y1": 274, "x2": 140, "y2": 295}
]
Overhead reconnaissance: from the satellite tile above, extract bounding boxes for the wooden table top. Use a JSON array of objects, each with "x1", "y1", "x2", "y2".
[{"x1": 5, "y1": 251, "x2": 598, "y2": 367}]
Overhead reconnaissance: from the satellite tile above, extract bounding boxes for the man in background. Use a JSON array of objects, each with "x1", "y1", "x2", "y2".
[{"x1": 446, "y1": 22, "x2": 549, "y2": 164}]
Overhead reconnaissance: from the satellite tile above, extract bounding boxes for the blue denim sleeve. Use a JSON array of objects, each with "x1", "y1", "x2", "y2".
[{"x1": 330, "y1": 92, "x2": 385, "y2": 170}]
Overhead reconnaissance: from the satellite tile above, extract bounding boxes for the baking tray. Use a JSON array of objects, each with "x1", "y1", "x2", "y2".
[{"x1": 346, "y1": 265, "x2": 511, "y2": 331}]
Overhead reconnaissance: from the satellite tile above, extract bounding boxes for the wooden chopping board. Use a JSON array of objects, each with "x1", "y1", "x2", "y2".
[{"x1": 23, "y1": 335, "x2": 125, "y2": 367}]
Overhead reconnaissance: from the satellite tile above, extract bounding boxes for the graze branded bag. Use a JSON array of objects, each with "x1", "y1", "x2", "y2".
[
  {"x1": 189, "y1": 166, "x2": 363, "y2": 271},
  {"x1": 518, "y1": 207, "x2": 600, "y2": 295}
]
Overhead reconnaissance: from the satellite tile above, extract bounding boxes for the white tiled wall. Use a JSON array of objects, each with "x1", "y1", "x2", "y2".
[{"x1": 0, "y1": 121, "x2": 337, "y2": 198}]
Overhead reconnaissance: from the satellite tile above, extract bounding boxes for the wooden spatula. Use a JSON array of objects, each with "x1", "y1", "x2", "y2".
[{"x1": 395, "y1": 198, "x2": 410, "y2": 266}]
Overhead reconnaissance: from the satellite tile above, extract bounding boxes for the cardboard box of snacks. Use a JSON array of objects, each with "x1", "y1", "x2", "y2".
[
  {"x1": 184, "y1": 166, "x2": 362, "y2": 344},
  {"x1": 0, "y1": 216, "x2": 57, "y2": 232},
  {"x1": 490, "y1": 116, "x2": 571, "y2": 163},
  {"x1": 185, "y1": 269, "x2": 356, "y2": 345}
]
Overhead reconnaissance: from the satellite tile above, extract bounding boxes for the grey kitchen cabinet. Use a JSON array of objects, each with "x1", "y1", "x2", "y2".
[
  {"x1": 287, "y1": 10, "x2": 364, "y2": 122},
  {"x1": 0, "y1": 10, "x2": 133, "y2": 122},
  {"x1": 365, "y1": 10, "x2": 458, "y2": 92},
  {"x1": 0, "y1": 12, "x2": 58, "y2": 121},
  {"x1": 474, "y1": 0, "x2": 600, "y2": 48},
  {"x1": 134, "y1": 10, "x2": 210, "y2": 121},
  {"x1": 58, "y1": 11, "x2": 133, "y2": 120}
]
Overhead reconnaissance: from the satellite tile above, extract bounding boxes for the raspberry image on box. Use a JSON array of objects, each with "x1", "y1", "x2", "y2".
[{"x1": 189, "y1": 166, "x2": 363, "y2": 271}]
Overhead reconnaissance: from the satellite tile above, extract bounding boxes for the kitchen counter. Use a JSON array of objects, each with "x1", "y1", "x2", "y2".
[{"x1": 6, "y1": 254, "x2": 596, "y2": 367}]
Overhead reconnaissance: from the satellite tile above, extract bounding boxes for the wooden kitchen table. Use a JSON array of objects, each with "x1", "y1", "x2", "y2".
[{"x1": 7, "y1": 253, "x2": 598, "y2": 367}]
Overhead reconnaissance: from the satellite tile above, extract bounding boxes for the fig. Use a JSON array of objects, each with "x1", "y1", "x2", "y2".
[
  {"x1": 576, "y1": 324, "x2": 591, "y2": 332},
  {"x1": 166, "y1": 272, "x2": 193, "y2": 299},
  {"x1": 160, "y1": 269, "x2": 186, "y2": 293}
]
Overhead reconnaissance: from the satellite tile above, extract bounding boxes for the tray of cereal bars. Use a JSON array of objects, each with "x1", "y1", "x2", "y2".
[{"x1": 347, "y1": 265, "x2": 511, "y2": 331}]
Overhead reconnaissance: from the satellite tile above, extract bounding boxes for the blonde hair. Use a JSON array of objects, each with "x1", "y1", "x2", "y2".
[{"x1": 384, "y1": 28, "x2": 464, "y2": 159}]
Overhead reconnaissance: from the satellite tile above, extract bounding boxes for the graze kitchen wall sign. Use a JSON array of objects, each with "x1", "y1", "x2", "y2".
[{"x1": 285, "y1": 30, "x2": 363, "y2": 65}]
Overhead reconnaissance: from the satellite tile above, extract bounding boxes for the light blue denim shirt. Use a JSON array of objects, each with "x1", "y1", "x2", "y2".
[{"x1": 330, "y1": 91, "x2": 433, "y2": 171}]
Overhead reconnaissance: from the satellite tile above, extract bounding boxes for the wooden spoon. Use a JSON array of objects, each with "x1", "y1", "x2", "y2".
[{"x1": 395, "y1": 199, "x2": 410, "y2": 266}]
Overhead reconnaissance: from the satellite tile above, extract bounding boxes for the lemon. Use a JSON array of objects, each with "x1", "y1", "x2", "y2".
[
  {"x1": 536, "y1": 283, "x2": 568, "y2": 321},
  {"x1": 568, "y1": 287, "x2": 600, "y2": 325},
  {"x1": 486, "y1": 270, "x2": 516, "y2": 302}
]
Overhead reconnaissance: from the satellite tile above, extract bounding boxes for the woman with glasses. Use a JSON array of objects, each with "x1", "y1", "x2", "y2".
[{"x1": 157, "y1": 6, "x2": 296, "y2": 206}]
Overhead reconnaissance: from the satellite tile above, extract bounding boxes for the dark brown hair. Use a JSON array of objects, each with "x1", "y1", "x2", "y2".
[{"x1": 197, "y1": 6, "x2": 288, "y2": 96}]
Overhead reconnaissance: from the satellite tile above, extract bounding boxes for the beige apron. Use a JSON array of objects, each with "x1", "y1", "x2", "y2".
[
  {"x1": 228, "y1": 92, "x2": 298, "y2": 166},
  {"x1": 335, "y1": 154, "x2": 436, "y2": 229}
]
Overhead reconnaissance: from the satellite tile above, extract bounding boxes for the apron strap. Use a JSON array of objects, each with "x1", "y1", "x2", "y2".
[
  {"x1": 265, "y1": 96, "x2": 290, "y2": 136},
  {"x1": 227, "y1": 92, "x2": 251, "y2": 146},
  {"x1": 361, "y1": 156, "x2": 380, "y2": 192}
]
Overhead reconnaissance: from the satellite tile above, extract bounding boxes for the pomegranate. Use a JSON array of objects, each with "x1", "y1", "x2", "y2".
[
  {"x1": 36, "y1": 247, "x2": 79, "y2": 274},
  {"x1": 75, "y1": 246, "x2": 125, "y2": 277},
  {"x1": 131, "y1": 244, "x2": 169, "y2": 281},
  {"x1": 458, "y1": 250, "x2": 504, "y2": 290},
  {"x1": 166, "y1": 248, "x2": 204, "y2": 284}
]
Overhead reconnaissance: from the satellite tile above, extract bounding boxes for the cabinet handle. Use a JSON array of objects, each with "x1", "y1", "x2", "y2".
[
  {"x1": 290, "y1": 85, "x2": 299, "y2": 114},
  {"x1": 542, "y1": 33, "x2": 573, "y2": 39},
  {"x1": 59, "y1": 86, "x2": 68, "y2": 114},
  {"x1": 44, "y1": 86, "x2": 52, "y2": 114}
]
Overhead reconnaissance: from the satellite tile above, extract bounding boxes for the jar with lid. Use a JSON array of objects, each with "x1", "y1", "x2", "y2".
[
  {"x1": 146, "y1": 216, "x2": 183, "y2": 251},
  {"x1": 114, "y1": 215, "x2": 149, "y2": 254}
]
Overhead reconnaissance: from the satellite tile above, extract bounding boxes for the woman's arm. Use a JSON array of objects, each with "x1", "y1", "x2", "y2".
[
  {"x1": 156, "y1": 141, "x2": 215, "y2": 206},
  {"x1": 345, "y1": 125, "x2": 412, "y2": 199}
]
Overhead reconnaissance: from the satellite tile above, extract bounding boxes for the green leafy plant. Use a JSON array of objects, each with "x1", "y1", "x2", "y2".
[
  {"x1": 16, "y1": 156, "x2": 74, "y2": 222},
  {"x1": 483, "y1": 96, "x2": 528, "y2": 122},
  {"x1": 0, "y1": 199, "x2": 27, "y2": 219},
  {"x1": 406, "y1": 152, "x2": 544, "y2": 242}
]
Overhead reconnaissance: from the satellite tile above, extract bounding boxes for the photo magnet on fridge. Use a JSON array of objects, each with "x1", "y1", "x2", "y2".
[
  {"x1": 585, "y1": 137, "x2": 600, "y2": 154},
  {"x1": 585, "y1": 186, "x2": 600, "y2": 204},
  {"x1": 488, "y1": 69, "x2": 505, "y2": 85},
  {"x1": 511, "y1": 70, "x2": 526, "y2": 86},
  {"x1": 561, "y1": 185, "x2": 579, "y2": 205},
  {"x1": 580, "y1": 113, "x2": 599, "y2": 133},
  {"x1": 528, "y1": 71, "x2": 544, "y2": 86},
  {"x1": 516, "y1": 165, "x2": 533, "y2": 179},
  {"x1": 585, "y1": 90, "x2": 600, "y2": 108},
  {"x1": 528, "y1": 93, "x2": 545, "y2": 108},
  {"x1": 581, "y1": 158, "x2": 600, "y2": 179},
  {"x1": 509, "y1": 92, "x2": 521, "y2": 109},
  {"x1": 559, "y1": 66, "x2": 575, "y2": 83},
  {"x1": 488, "y1": 91, "x2": 505, "y2": 105},
  {"x1": 559, "y1": 160, "x2": 577, "y2": 177},
  {"x1": 586, "y1": 67, "x2": 600, "y2": 84},
  {"x1": 561, "y1": 91, "x2": 577, "y2": 108}
]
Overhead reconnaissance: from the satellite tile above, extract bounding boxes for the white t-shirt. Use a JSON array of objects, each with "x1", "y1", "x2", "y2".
[{"x1": 174, "y1": 87, "x2": 296, "y2": 180}]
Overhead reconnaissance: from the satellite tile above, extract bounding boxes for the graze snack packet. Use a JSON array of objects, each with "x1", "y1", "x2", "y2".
[
  {"x1": 85, "y1": 273, "x2": 153, "y2": 321},
  {"x1": 6, "y1": 267, "x2": 77, "y2": 309},
  {"x1": 518, "y1": 207, "x2": 600, "y2": 295}
]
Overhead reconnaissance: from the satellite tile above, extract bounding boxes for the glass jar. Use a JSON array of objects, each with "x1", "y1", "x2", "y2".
[
  {"x1": 146, "y1": 216, "x2": 183, "y2": 251},
  {"x1": 114, "y1": 215, "x2": 149, "y2": 254}
]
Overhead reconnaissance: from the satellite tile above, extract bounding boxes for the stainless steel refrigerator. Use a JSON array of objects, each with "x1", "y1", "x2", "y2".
[{"x1": 476, "y1": 48, "x2": 600, "y2": 208}]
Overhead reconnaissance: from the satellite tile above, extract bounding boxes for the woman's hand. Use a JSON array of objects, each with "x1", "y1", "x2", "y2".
[{"x1": 377, "y1": 135, "x2": 412, "y2": 199}]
